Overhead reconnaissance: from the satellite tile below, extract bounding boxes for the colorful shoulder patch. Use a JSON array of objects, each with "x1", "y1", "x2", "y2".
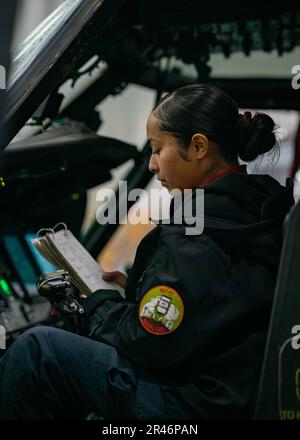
[{"x1": 139, "y1": 285, "x2": 184, "y2": 335}]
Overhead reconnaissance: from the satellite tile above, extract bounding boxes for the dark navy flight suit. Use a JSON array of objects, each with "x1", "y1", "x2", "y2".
[{"x1": 0, "y1": 169, "x2": 295, "y2": 419}]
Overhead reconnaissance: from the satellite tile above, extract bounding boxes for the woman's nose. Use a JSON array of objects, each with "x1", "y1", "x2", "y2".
[{"x1": 148, "y1": 154, "x2": 158, "y2": 173}]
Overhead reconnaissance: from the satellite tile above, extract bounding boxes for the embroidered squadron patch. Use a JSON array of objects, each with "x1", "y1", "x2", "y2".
[{"x1": 139, "y1": 285, "x2": 184, "y2": 335}]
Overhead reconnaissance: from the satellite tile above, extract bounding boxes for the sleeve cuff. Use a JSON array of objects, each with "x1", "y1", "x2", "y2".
[{"x1": 81, "y1": 289, "x2": 123, "y2": 317}]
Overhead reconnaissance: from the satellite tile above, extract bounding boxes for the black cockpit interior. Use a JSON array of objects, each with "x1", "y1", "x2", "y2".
[{"x1": 0, "y1": 0, "x2": 300, "y2": 419}]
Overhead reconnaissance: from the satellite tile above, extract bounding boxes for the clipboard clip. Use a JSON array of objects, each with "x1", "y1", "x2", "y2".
[
  {"x1": 37, "y1": 223, "x2": 68, "y2": 238},
  {"x1": 37, "y1": 227, "x2": 55, "y2": 238},
  {"x1": 53, "y1": 222, "x2": 68, "y2": 235}
]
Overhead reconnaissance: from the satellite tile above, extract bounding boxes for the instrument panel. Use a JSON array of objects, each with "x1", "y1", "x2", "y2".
[{"x1": 0, "y1": 233, "x2": 59, "y2": 350}]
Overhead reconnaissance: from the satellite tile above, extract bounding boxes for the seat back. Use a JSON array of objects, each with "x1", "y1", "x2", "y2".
[{"x1": 254, "y1": 199, "x2": 300, "y2": 420}]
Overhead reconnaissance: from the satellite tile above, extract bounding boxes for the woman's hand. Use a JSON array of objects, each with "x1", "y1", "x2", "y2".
[{"x1": 102, "y1": 270, "x2": 128, "y2": 288}]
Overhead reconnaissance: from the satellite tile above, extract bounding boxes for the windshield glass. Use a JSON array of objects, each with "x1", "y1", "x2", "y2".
[{"x1": 8, "y1": 0, "x2": 82, "y2": 88}]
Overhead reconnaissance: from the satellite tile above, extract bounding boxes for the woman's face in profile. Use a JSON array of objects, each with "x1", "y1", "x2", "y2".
[{"x1": 146, "y1": 113, "x2": 203, "y2": 192}]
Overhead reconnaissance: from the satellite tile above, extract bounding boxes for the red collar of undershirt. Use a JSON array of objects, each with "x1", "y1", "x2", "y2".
[{"x1": 202, "y1": 164, "x2": 247, "y2": 187}]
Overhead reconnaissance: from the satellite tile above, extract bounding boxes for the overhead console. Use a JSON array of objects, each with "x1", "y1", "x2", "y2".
[{"x1": 0, "y1": 119, "x2": 137, "y2": 233}]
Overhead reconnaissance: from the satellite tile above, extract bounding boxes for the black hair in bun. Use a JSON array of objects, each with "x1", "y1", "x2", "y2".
[{"x1": 235, "y1": 111, "x2": 277, "y2": 162}]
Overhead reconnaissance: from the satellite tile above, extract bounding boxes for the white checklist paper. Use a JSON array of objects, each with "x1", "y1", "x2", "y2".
[{"x1": 32, "y1": 228, "x2": 124, "y2": 297}]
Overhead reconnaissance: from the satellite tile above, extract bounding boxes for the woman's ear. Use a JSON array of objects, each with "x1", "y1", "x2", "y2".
[{"x1": 191, "y1": 133, "x2": 209, "y2": 159}]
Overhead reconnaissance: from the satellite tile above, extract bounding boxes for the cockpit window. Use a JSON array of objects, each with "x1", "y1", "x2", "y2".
[{"x1": 9, "y1": 0, "x2": 82, "y2": 88}]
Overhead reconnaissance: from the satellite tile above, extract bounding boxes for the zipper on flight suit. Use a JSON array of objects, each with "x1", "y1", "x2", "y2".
[{"x1": 136, "y1": 271, "x2": 146, "y2": 300}]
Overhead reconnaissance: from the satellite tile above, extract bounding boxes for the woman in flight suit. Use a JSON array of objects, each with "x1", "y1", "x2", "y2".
[{"x1": 0, "y1": 84, "x2": 294, "y2": 420}]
